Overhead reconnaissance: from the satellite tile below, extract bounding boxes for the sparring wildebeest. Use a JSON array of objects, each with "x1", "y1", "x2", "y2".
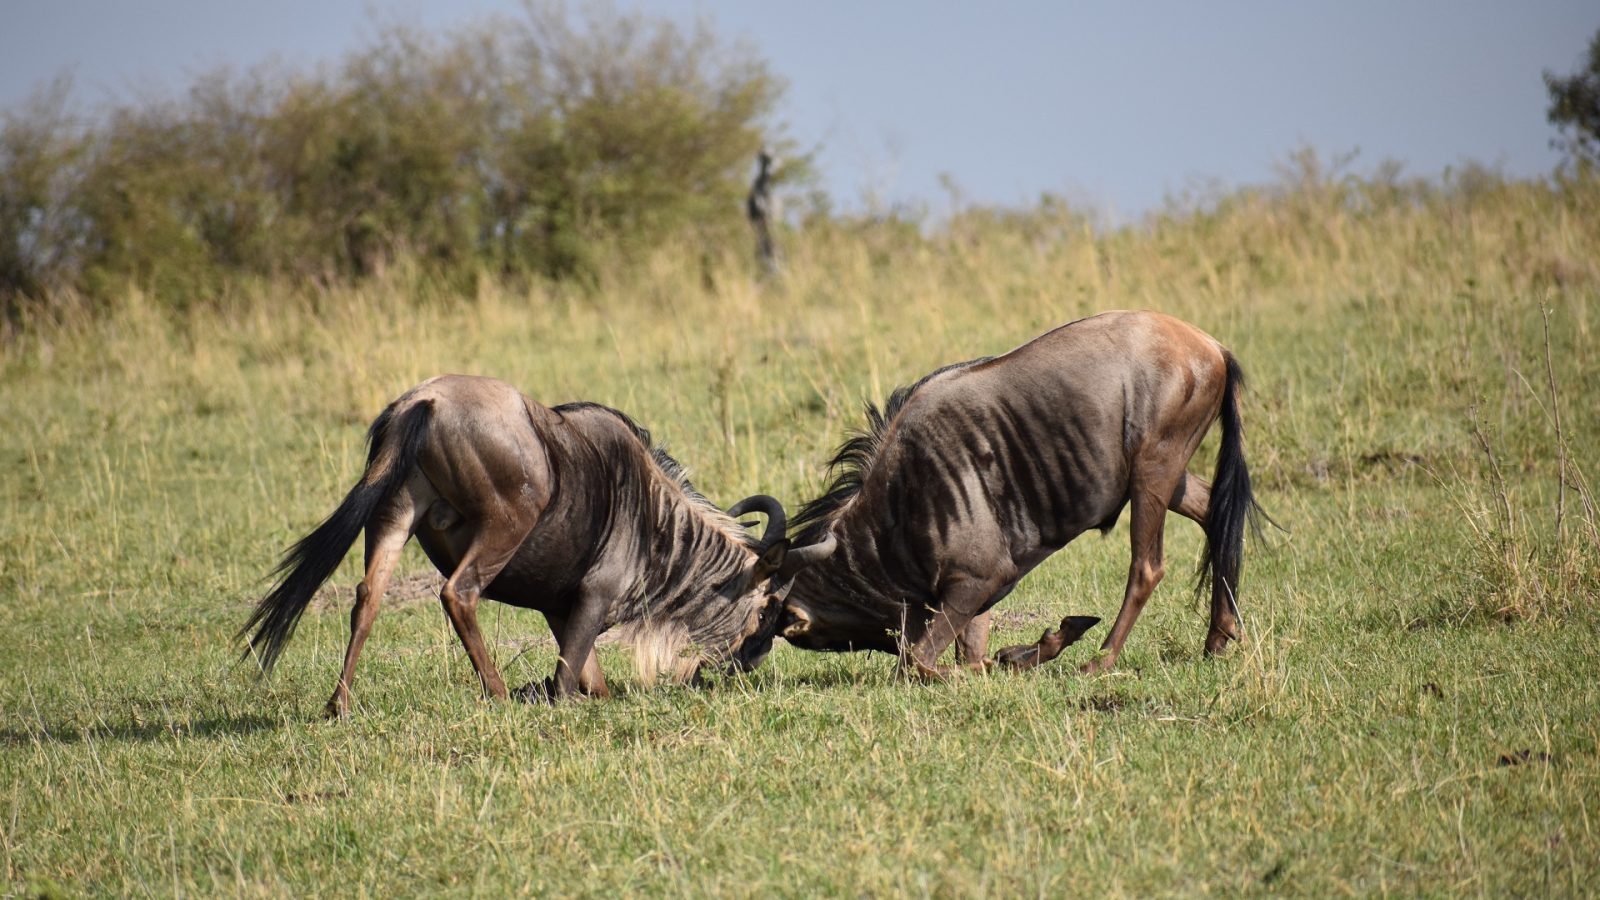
[
  {"x1": 238, "y1": 375, "x2": 835, "y2": 716},
  {"x1": 776, "y1": 310, "x2": 1265, "y2": 678}
]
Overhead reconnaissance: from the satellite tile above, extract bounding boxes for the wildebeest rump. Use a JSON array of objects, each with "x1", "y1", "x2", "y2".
[
  {"x1": 778, "y1": 310, "x2": 1265, "y2": 677},
  {"x1": 238, "y1": 375, "x2": 834, "y2": 716}
]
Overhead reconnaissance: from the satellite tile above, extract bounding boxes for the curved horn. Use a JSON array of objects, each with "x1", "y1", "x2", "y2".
[
  {"x1": 778, "y1": 530, "x2": 837, "y2": 577},
  {"x1": 727, "y1": 494, "x2": 786, "y2": 548}
]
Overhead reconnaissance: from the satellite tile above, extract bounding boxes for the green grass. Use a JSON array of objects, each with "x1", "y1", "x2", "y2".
[{"x1": 3, "y1": 176, "x2": 1598, "y2": 895}]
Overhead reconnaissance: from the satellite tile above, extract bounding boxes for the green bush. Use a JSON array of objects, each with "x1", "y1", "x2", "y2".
[{"x1": 0, "y1": 3, "x2": 786, "y2": 315}]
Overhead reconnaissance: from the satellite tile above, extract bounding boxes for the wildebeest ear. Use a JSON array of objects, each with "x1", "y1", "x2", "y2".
[
  {"x1": 781, "y1": 604, "x2": 811, "y2": 639},
  {"x1": 750, "y1": 538, "x2": 789, "y2": 582}
]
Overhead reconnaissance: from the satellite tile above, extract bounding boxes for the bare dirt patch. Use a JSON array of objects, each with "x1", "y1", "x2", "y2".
[{"x1": 311, "y1": 572, "x2": 444, "y2": 611}]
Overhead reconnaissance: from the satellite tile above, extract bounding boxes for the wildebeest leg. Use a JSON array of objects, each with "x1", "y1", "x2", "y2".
[
  {"x1": 992, "y1": 615, "x2": 1102, "y2": 671},
  {"x1": 325, "y1": 489, "x2": 417, "y2": 719},
  {"x1": 1168, "y1": 472, "x2": 1239, "y2": 654},
  {"x1": 954, "y1": 612, "x2": 992, "y2": 669},
  {"x1": 900, "y1": 575, "x2": 1003, "y2": 681},
  {"x1": 515, "y1": 611, "x2": 609, "y2": 699},
  {"x1": 439, "y1": 527, "x2": 533, "y2": 701},
  {"x1": 1168, "y1": 472, "x2": 1210, "y2": 524},
  {"x1": 544, "y1": 589, "x2": 609, "y2": 700},
  {"x1": 1084, "y1": 479, "x2": 1177, "y2": 674}
]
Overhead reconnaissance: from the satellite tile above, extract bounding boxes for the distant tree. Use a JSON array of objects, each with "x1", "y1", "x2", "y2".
[
  {"x1": 0, "y1": 2, "x2": 789, "y2": 312},
  {"x1": 0, "y1": 78, "x2": 86, "y2": 311},
  {"x1": 1545, "y1": 28, "x2": 1600, "y2": 168}
]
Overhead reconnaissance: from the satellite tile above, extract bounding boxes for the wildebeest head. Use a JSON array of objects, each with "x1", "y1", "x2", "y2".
[
  {"x1": 717, "y1": 495, "x2": 838, "y2": 672},
  {"x1": 775, "y1": 587, "x2": 902, "y2": 655}
]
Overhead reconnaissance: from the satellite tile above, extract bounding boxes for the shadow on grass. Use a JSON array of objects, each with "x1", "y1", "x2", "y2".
[
  {"x1": 0, "y1": 711, "x2": 284, "y2": 747},
  {"x1": 547, "y1": 666, "x2": 880, "y2": 700},
  {"x1": 762, "y1": 660, "x2": 1061, "y2": 692},
  {"x1": 763, "y1": 660, "x2": 900, "y2": 691}
]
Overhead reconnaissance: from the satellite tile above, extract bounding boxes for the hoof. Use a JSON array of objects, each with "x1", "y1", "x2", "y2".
[
  {"x1": 900, "y1": 660, "x2": 954, "y2": 683},
  {"x1": 1079, "y1": 656, "x2": 1115, "y2": 675},
  {"x1": 512, "y1": 678, "x2": 591, "y2": 703},
  {"x1": 1204, "y1": 630, "x2": 1238, "y2": 656},
  {"x1": 1058, "y1": 616, "x2": 1101, "y2": 643},
  {"x1": 511, "y1": 678, "x2": 555, "y2": 704}
]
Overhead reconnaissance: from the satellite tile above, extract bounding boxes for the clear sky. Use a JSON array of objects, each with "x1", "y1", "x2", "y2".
[{"x1": 2, "y1": 1, "x2": 1595, "y2": 220}]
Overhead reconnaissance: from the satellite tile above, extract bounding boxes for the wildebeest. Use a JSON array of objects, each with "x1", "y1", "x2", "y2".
[
  {"x1": 238, "y1": 375, "x2": 835, "y2": 716},
  {"x1": 776, "y1": 310, "x2": 1265, "y2": 677}
]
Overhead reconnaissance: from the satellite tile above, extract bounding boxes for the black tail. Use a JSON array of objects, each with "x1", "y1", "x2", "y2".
[
  {"x1": 1197, "y1": 354, "x2": 1264, "y2": 628},
  {"x1": 237, "y1": 399, "x2": 433, "y2": 675}
]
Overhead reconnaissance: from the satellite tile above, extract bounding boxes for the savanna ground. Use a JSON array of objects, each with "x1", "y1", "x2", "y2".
[{"x1": 3, "y1": 172, "x2": 1598, "y2": 895}]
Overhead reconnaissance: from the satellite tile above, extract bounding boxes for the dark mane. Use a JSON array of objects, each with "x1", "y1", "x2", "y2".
[
  {"x1": 553, "y1": 401, "x2": 757, "y2": 547},
  {"x1": 790, "y1": 357, "x2": 991, "y2": 543}
]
